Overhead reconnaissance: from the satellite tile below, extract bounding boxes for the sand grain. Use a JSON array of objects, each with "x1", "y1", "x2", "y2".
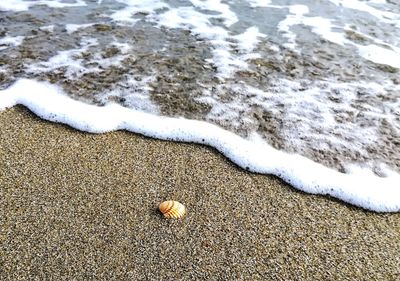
[{"x1": 0, "y1": 106, "x2": 399, "y2": 280}]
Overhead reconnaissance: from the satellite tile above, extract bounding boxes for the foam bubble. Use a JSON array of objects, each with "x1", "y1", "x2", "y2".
[
  {"x1": 189, "y1": 0, "x2": 238, "y2": 26},
  {"x1": 277, "y1": 5, "x2": 310, "y2": 49},
  {"x1": 110, "y1": 0, "x2": 169, "y2": 23},
  {"x1": 25, "y1": 37, "x2": 135, "y2": 82},
  {"x1": 358, "y1": 45, "x2": 400, "y2": 69},
  {"x1": 97, "y1": 75, "x2": 158, "y2": 113},
  {"x1": 65, "y1": 24, "x2": 94, "y2": 34},
  {"x1": 0, "y1": 36, "x2": 24, "y2": 51},
  {"x1": 26, "y1": 38, "x2": 99, "y2": 79},
  {"x1": 0, "y1": 0, "x2": 86, "y2": 12},
  {"x1": 278, "y1": 5, "x2": 350, "y2": 49},
  {"x1": 247, "y1": 0, "x2": 272, "y2": 8},
  {"x1": 1, "y1": 0, "x2": 399, "y2": 213},
  {"x1": 156, "y1": 7, "x2": 261, "y2": 78},
  {"x1": 232, "y1": 27, "x2": 266, "y2": 52},
  {"x1": 328, "y1": 0, "x2": 399, "y2": 24},
  {"x1": 1, "y1": 79, "x2": 399, "y2": 212},
  {"x1": 289, "y1": 4, "x2": 309, "y2": 15},
  {"x1": 277, "y1": 5, "x2": 400, "y2": 69},
  {"x1": 40, "y1": 25, "x2": 55, "y2": 33}
]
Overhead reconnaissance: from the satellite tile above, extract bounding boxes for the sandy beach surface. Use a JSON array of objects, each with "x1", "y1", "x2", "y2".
[{"x1": 1, "y1": 106, "x2": 399, "y2": 280}]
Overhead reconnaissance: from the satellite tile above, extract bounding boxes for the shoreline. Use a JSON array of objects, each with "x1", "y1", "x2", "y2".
[
  {"x1": 1, "y1": 106, "x2": 399, "y2": 280},
  {"x1": 2, "y1": 79, "x2": 399, "y2": 212}
]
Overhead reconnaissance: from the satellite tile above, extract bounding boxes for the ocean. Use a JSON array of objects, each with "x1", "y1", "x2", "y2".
[{"x1": 0, "y1": 0, "x2": 399, "y2": 211}]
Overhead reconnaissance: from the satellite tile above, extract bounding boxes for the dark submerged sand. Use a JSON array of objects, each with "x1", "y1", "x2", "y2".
[{"x1": 1, "y1": 106, "x2": 399, "y2": 280}]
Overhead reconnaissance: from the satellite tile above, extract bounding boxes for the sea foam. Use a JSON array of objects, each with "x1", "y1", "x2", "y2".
[
  {"x1": 1, "y1": 0, "x2": 399, "y2": 213},
  {"x1": 0, "y1": 36, "x2": 25, "y2": 51},
  {"x1": 1, "y1": 79, "x2": 399, "y2": 213},
  {"x1": 0, "y1": 0, "x2": 86, "y2": 12}
]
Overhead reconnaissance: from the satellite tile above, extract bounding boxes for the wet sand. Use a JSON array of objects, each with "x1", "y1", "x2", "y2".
[{"x1": 1, "y1": 106, "x2": 399, "y2": 280}]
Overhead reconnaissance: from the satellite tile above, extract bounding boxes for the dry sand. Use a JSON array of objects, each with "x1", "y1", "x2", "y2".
[{"x1": 1, "y1": 106, "x2": 399, "y2": 280}]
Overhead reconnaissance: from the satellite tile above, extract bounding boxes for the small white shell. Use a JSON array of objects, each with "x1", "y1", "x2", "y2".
[{"x1": 159, "y1": 200, "x2": 186, "y2": 219}]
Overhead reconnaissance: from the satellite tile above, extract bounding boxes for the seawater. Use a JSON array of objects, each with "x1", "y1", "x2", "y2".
[{"x1": 0, "y1": 0, "x2": 399, "y2": 212}]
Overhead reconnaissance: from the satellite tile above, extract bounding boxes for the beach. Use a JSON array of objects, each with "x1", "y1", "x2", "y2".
[
  {"x1": 1, "y1": 0, "x2": 400, "y2": 211},
  {"x1": 1, "y1": 106, "x2": 399, "y2": 280}
]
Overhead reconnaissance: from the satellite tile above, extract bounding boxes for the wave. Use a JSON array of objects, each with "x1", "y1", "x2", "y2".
[{"x1": 1, "y1": 79, "x2": 399, "y2": 212}]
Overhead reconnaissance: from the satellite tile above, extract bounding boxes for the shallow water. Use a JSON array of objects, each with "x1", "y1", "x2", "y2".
[{"x1": 1, "y1": 0, "x2": 399, "y2": 211}]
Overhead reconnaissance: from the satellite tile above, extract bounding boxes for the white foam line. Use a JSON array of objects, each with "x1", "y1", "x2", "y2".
[
  {"x1": 358, "y1": 45, "x2": 400, "y2": 68},
  {"x1": 156, "y1": 7, "x2": 265, "y2": 78},
  {"x1": 1, "y1": 79, "x2": 399, "y2": 212},
  {"x1": 277, "y1": 5, "x2": 310, "y2": 49},
  {"x1": 232, "y1": 26, "x2": 266, "y2": 52},
  {"x1": 0, "y1": 0, "x2": 86, "y2": 12},
  {"x1": 328, "y1": 0, "x2": 399, "y2": 24},
  {"x1": 111, "y1": 0, "x2": 169, "y2": 24},
  {"x1": 26, "y1": 38, "x2": 98, "y2": 78},
  {"x1": 189, "y1": 0, "x2": 238, "y2": 27},
  {"x1": 0, "y1": 36, "x2": 25, "y2": 51},
  {"x1": 40, "y1": 25, "x2": 55, "y2": 33},
  {"x1": 65, "y1": 24, "x2": 94, "y2": 34},
  {"x1": 278, "y1": 5, "x2": 400, "y2": 68},
  {"x1": 247, "y1": 0, "x2": 272, "y2": 7}
]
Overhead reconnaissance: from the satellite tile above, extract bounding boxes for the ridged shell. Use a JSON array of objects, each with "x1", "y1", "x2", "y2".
[{"x1": 159, "y1": 200, "x2": 186, "y2": 219}]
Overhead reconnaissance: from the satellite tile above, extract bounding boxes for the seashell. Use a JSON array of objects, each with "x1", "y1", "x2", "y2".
[{"x1": 159, "y1": 200, "x2": 186, "y2": 219}]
